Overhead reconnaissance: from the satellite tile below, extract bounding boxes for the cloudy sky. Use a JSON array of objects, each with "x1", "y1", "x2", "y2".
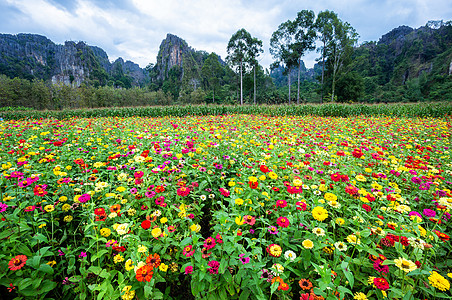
[{"x1": 1, "y1": 0, "x2": 452, "y2": 70}]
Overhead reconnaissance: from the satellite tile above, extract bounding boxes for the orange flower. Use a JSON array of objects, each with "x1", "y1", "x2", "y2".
[
  {"x1": 8, "y1": 255, "x2": 27, "y2": 271},
  {"x1": 299, "y1": 278, "x2": 313, "y2": 290},
  {"x1": 135, "y1": 265, "x2": 153, "y2": 282},
  {"x1": 110, "y1": 204, "x2": 121, "y2": 213},
  {"x1": 146, "y1": 253, "x2": 161, "y2": 268}
]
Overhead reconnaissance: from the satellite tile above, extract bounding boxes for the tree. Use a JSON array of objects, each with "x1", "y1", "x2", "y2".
[
  {"x1": 247, "y1": 37, "x2": 263, "y2": 104},
  {"x1": 201, "y1": 53, "x2": 223, "y2": 103},
  {"x1": 292, "y1": 10, "x2": 316, "y2": 104},
  {"x1": 327, "y1": 18, "x2": 359, "y2": 102},
  {"x1": 314, "y1": 10, "x2": 336, "y2": 103},
  {"x1": 227, "y1": 29, "x2": 259, "y2": 105},
  {"x1": 270, "y1": 21, "x2": 299, "y2": 104}
]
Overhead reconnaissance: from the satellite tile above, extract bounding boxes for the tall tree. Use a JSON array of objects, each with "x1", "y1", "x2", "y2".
[
  {"x1": 227, "y1": 29, "x2": 252, "y2": 105},
  {"x1": 315, "y1": 10, "x2": 336, "y2": 103},
  {"x1": 248, "y1": 37, "x2": 263, "y2": 105},
  {"x1": 270, "y1": 21, "x2": 298, "y2": 104},
  {"x1": 328, "y1": 18, "x2": 358, "y2": 102},
  {"x1": 292, "y1": 10, "x2": 316, "y2": 104},
  {"x1": 201, "y1": 53, "x2": 223, "y2": 103}
]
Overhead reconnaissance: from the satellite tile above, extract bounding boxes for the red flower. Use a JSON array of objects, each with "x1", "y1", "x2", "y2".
[
  {"x1": 260, "y1": 165, "x2": 269, "y2": 173},
  {"x1": 136, "y1": 265, "x2": 153, "y2": 282},
  {"x1": 299, "y1": 278, "x2": 313, "y2": 290},
  {"x1": 53, "y1": 141, "x2": 63, "y2": 147},
  {"x1": 8, "y1": 255, "x2": 27, "y2": 271},
  {"x1": 249, "y1": 181, "x2": 258, "y2": 189},
  {"x1": 141, "y1": 220, "x2": 151, "y2": 230},
  {"x1": 362, "y1": 204, "x2": 372, "y2": 212},
  {"x1": 374, "y1": 277, "x2": 389, "y2": 291}
]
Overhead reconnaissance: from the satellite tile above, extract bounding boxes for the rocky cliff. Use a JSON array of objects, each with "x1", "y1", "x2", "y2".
[{"x1": 0, "y1": 33, "x2": 148, "y2": 86}]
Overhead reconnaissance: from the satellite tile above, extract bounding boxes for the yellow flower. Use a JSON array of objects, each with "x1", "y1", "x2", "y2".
[
  {"x1": 311, "y1": 206, "x2": 328, "y2": 221},
  {"x1": 44, "y1": 205, "x2": 55, "y2": 213},
  {"x1": 116, "y1": 186, "x2": 126, "y2": 192},
  {"x1": 137, "y1": 245, "x2": 148, "y2": 253},
  {"x1": 428, "y1": 271, "x2": 450, "y2": 291},
  {"x1": 356, "y1": 175, "x2": 367, "y2": 182},
  {"x1": 335, "y1": 218, "x2": 345, "y2": 226},
  {"x1": 59, "y1": 196, "x2": 68, "y2": 202},
  {"x1": 121, "y1": 285, "x2": 135, "y2": 300},
  {"x1": 235, "y1": 216, "x2": 244, "y2": 225},
  {"x1": 346, "y1": 234, "x2": 361, "y2": 245},
  {"x1": 62, "y1": 204, "x2": 71, "y2": 212},
  {"x1": 190, "y1": 224, "x2": 201, "y2": 233},
  {"x1": 151, "y1": 227, "x2": 162, "y2": 238},
  {"x1": 98, "y1": 228, "x2": 110, "y2": 237},
  {"x1": 268, "y1": 172, "x2": 278, "y2": 179},
  {"x1": 324, "y1": 193, "x2": 337, "y2": 202},
  {"x1": 46, "y1": 260, "x2": 56, "y2": 267},
  {"x1": 159, "y1": 263, "x2": 168, "y2": 272},
  {"x1": 114, "y1": 254, "x2": 124, "y2": 264},
  {"x1": 63, "y1": 215, "x2": 73, "y2": 222},
  {"x1": 124, "y1": 259, "x2": 134, "y2": 271},
  {"x1": 302, "y1": 239, "x2": 314, "y2": 249},
  {"x1": 235, "y1": 198, "x2": 244, "y2": 205},
  {"x1": 353, "y1": 292, "x2": 368, "y2": 300},
  {"x1": 319, "y1": 184, "x2": 328, "y2": 191},
  {"x1": 160, "y1": 217, "x2": 168, "y2": 224},
  {"x1": 394, "y1": 257, "x2": 417, "y2": 273},
  {"x1": 38, "y1": 223, "x2": 46, "y2": 228}
]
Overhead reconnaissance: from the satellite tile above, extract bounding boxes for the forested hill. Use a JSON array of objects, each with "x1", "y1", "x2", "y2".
[
  {"x1": 0, "y1": 33, "x2": 148, "y2": 88},
  {"x1": 345, "y1": 21, "x2": 452, "y2": 102}
]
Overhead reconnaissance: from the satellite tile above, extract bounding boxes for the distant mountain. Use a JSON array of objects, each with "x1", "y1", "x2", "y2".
[{"x1": 0, "y1": 33, "x2": 148, "y2": 87}]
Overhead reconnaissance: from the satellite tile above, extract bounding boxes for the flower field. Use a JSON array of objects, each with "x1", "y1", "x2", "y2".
[{"x1": 0, "y1": 113, "x2": 451, "y2": 300}]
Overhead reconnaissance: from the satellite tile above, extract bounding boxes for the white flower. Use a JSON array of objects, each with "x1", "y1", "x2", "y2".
[
  {"x1": 312, "y1": 227, "x2": 325, "y2": 237},
  {"x1": 334, "y1": 241, "x2": 348, "y2": 252},
  {"x1": 284, "y1": 250, "x2": 297, "y2": 262}
]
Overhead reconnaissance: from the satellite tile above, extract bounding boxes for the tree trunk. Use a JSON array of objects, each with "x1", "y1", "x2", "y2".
[
  {"x1": 288, "y1": 67, "x2": 291, "y2": 105},
  {"x1": 253, "y1": 66, "x2": 256, "y2": 105},
  {"x1": 240, "y1": 59, "x2": 243, "y2": 105},
  {"x1": 297, "y1": 58, "x2": 301, "y2": 105},
  {"x1": 321, "y1": 40, "x2": 325, "y2": 104}
]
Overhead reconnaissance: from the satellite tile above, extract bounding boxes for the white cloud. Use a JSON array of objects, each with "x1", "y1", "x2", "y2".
[{"x1": 3, "y1": 0, "x2": 452, "y2": 70}]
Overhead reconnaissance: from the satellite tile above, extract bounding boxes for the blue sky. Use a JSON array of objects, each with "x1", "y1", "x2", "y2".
[{"x1": 1, "y1": 0, "x2": 451, "y2": 70}]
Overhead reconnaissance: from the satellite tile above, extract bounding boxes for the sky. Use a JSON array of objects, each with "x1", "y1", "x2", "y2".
[{"x1": 1, "y1": 0, "x2": 452, "y2": 70}]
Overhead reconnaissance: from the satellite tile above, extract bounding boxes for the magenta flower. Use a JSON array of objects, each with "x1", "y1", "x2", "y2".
[
  {"x1": 276, "y1": 216, "x2": 290, "y2": 228},
  {"x1": 184, "y1": 266, "x2": 193, "y2": 275},
  {"x1": 239, "y1": 254, "x2": 250, "y2": 265}
]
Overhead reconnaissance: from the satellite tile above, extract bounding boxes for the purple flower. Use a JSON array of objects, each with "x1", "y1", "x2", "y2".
[
  {"x1": 409, "y1": 211, "x2": 422, "y2": 220},
  {"x1": 0, "y1": 202, "x2": 8, "y2": 213},
  {"x1": 411, "y1": 177, "x2": 422, "y2": 184},
  {"x1": 58, "y1": 250, "x2": 65, "y2": 256},
  {"x1": 130, "y1": 188, "x2": 138, "y2": 194},
  {"x1": 79, "y1": 252, "x2": 87, "y2": 259},
  {"x1": 239, "y1": 254, "x2": 250, "y2": 265},
  {"x1": 423, "y1": 209, "x2": 436, "y2": 218},
  {"x1": 261, "y1": 269, "x2": 273, "y2": 282}
]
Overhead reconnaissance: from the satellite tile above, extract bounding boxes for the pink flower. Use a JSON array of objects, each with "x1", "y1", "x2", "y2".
[
  {"x1": 183, "y1": 245, "x2": 195, "y2": 257},
  {"x1": 276, "y1": 216, "x2": 290, "y2": 228},
  {"x1": 184, "y1": 266, "x2": 193, "y2": 275},
  {"x1": 203, "y1": 237, "x2": 216, "y2": 250},
  {"x1": 219, "y1": 188, "x2": 230, "y2": 197},
  {"x1": 78, "y1": 194, "x2": 91, "y2": 203}
]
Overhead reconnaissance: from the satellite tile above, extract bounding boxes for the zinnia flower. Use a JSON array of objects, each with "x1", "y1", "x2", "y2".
[
  {"x1": 311, "y1": 206, "x2": 328, "y2": 221},
  {"x1": 428, "y1": 271, "x2": 450, "y2": 291},
  {"x1": 394, "y1": 257, "x2": 417, "y2": 273},
  {"x1": 276, "y1": 216, "x2": 290, "y2": 228},
  {"x1": 135, "y1": 265, "x2": 153, "y2": 282},
  {"x1": 8, "y1": 255, "x2": 27, "y2": 271},
  {"x1": 266, "y1": 244, "x2": 282, "y2": 257},
  {"x1": 302, "y1": 239, "x2": 314, "y2": 249},
  {"x1": 183, "y1": 245, "x2": 195, "y2": 257},
  {"x1": 299, "y1": 278, "x2": 313, "y2": 290},
  {"x1": 373, "y1": 277, "x2": 389, "y2": 290}
]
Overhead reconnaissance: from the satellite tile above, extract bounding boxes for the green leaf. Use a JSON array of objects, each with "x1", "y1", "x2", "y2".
[
  {"x1": 239, "y1": 289, "x2": 251, "y2": 300},
  {"x1": 16, "y1": 243, "x2": 33, "y2": 257},
  {"x1": 144, "y1": 285, "x2": 152, "y2": 298},
  {"x1": 341, "y1": 261, "x2": 354, "y2": 288},
  {"x1": 180, "y1": 237, "x2": 192, "y2": 247},
  {"x1": 38, "y1": 264, "x2": 54, "y2": 275},
  {"x1": 38, "y1": 280, "x2": 57, "y2": 295}
]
